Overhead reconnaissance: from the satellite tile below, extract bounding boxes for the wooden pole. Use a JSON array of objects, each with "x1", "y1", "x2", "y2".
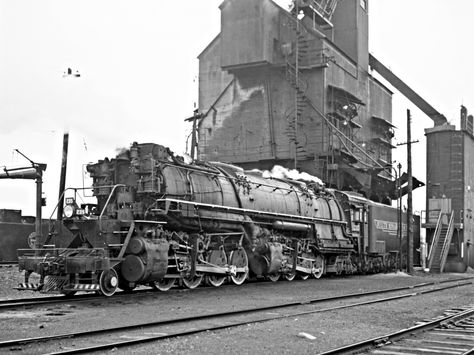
[
  {"x1": 397, "y1": 162, "x2": 402, "y2": 270},
  {"x1": 190, "y1": 116, "x2": 197, "y2": 160},
  {"x1": 407, "y1": 109, "x2": 413, "y2": 273}
]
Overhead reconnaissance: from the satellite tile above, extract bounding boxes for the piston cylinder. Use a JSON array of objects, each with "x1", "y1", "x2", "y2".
[{"x1": 121, "y1": 237, "x2": 169, "y2": 283}]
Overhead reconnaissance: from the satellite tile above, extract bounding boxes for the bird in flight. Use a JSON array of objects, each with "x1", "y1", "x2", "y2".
[{"x1": 63, "y1": 68, "x2": 81, "y2": 77}]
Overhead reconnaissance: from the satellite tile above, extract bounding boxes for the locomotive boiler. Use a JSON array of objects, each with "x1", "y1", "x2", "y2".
[{"x1": 17, "y1": 142, "x2": 399, "y2": 296}]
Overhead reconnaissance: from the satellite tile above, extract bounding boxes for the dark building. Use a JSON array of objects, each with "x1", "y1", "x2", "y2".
[
  {"x1": 197, "y1": 0, "x2": 396, "y2": 203},
  {"x1": 423, "y1": 106, "x2": 474, "y2": 271}
]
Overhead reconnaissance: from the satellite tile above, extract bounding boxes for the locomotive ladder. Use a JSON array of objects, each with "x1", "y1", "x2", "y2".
[{"x1": 428, "y1": 211, "x2": 454, "y2": 273}]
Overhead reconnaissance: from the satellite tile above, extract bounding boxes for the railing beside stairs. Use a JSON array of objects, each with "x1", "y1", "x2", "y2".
[
  {"x1": 439, "y1": 211, "x2": 455, "y2": 272},
  {"x1": 427, "y1": 211, "x2": 443, "y2": 270},
  {"x1": 428, "y1": 211, "x2": 455, "y2": 273}
]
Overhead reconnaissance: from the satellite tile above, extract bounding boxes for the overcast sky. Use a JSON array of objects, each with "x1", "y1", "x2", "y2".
[{"x1": 1, "y1": 0, "x2": 473, "y2": 217}]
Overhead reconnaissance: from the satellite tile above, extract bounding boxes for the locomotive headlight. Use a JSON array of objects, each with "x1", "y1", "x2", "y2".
[{"x1": 64, "y1": 204, "x2": 75, "y2": 218}]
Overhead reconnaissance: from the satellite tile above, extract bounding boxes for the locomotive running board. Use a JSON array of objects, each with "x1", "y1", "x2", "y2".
[{"x1": 153, "y1": 198, "x2": 346, "y2": 226}]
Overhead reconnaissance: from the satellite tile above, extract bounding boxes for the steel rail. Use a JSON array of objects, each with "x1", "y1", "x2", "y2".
[
  {"x1": 0, "y1": 280, "x2": 471, "y2": 354},
  {"x1": 319, "y1": 306, "x2": 474, "y2": 355},
  {"x1": 1, "y1": 279, "x2": 252, "y2": 309},
  {"x1": 1, "y1": 276, "x2": 473, "y2": 311},
  {"x1": 0, "y1": 276, "x2": 472, "y2": 310},
  {"x1": 45, "y1": 282, "x2": 472, "y2": 355},
  {"x1": 0, "y1": 287, "x2": 163, "y2": 310},
  {"x1": 0, "y1": 293, "x2": 99, "y2": 309}
]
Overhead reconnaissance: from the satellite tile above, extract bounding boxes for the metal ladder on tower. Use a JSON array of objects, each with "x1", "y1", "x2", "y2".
[
  {"x1": 285, "y1": 61, "x2": 308, "y2": 160},
  {"x1": 284, "y1": 8, "x2": 311, "y2": 162},
  {"x1": 284, "y1": 2, "x2": 379, "y2": 170}
]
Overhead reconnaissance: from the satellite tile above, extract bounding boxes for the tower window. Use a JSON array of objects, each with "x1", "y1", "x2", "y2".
[{"x1": 360, "y1": 0, "x2": 367, "y2": 10}]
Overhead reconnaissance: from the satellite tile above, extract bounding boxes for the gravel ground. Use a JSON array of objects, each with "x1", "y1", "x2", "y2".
[
  {"x1": 0, "y1": 265, "x2": 49, "y2": 300},
  {"x1": 1, "y1": 267, "x2": 473, "y2": 354},
  {"x1": 0, "y1": 264, "x2": 23, "y2": 299}
]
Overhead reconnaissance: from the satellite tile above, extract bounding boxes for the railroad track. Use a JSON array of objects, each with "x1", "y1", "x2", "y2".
[
  {"x1": 321, "y1": 306, "x2": 474, "y2": 355},
  {"x1": 1, "y1": 276, "x2": 472, "y2": 311},
  {"x1": 0, "y1": 280, "x2": 263, "y2": 309},
  {"x1": 0, "y1": 262, "x2": 17, "y2": 266},
  {"x1": 0, "y1": 279, "x2": 471, "y2": 354}
]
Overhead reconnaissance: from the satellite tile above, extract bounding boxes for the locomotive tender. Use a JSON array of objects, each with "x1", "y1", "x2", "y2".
[{"x1": 17, "y1": 142, "x2": 403, "y2": 296}]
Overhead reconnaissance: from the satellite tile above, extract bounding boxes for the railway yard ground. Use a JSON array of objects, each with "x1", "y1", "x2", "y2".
[{"x1": 1, "y1": 265, "x2": 474, "y2": 354}]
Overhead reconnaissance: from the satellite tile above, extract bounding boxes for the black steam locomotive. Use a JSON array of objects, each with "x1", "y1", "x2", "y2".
[{"x1": 17, "y1": 142, "x2": 413, "y2": 296}]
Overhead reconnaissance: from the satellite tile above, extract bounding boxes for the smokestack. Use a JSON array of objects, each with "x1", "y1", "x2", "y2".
[{"x1": 57, "y1": 132, "x2": 69, "y2": 220}]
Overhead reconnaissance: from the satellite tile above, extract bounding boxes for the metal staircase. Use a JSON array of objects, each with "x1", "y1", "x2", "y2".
[
  {"x1": 428, "y1": 211, "x2": 455, "y2": 273},
  {"x1": 285, "y1": 61, "x2": 308, "y2": 160},
  {"x1": 283, "y1": 4, "x2": 382, "y2": 171},
  {"x1": 284, "y1": 59, "x2": 380, "y2": 170},
  {"x1": 284, "y1": 12, "x2": 311, "y2": 163}
]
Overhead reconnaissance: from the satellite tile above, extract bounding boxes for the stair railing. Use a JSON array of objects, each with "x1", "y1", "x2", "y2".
[
  {"x1": 286, "y1": 62, "x2": 308, "y2": 93},
  {"x1": 427, "y1": 211, "x2": 443, "y2": 270},
  {"x1": 283, "y1": 9, "x2": 381, "y2": 170},
  {"x1": 439, "y1": 211, "x2": 455, "y2": 272},
  {"x1": 295, "y1": 0, "x2": 339, "y2": 21}
]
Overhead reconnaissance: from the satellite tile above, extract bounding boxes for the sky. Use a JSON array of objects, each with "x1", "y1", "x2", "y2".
[{"x1": 1, "y1": 0, "x2": 473, "y2": 217}]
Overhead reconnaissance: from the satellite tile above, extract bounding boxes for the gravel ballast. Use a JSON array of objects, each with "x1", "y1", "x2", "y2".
[{"x1": 1, "y1": 266, "x2": 473, "y2": 354}]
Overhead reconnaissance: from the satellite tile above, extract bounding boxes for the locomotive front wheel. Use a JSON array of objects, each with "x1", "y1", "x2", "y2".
[
  {"x1": 284, "y1": 272, "x2": 296, "y2": 281},
  {"x1": 98, "y1": 269, "x2": 119, "y2": 297},
  {"x1": 152, "y1": 278, "x2": 176, "y2": 292},
  {"x1": 229, "y1": 249, "x2": 248, "y2": 286},
  {"x1": 312, "y1": 254, "x2": 325, "y2": 279},
  {"x1": 182, "y1": 274, "x2": 203, "y2": 289},
  {"x1": 206, "y1": 249, "x2": 228, "y2": 287}
]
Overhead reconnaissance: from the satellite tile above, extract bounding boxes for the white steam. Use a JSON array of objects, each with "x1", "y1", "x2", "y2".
[{"x1": 261, "y1": 165, "x2": 324, "y2": 185}]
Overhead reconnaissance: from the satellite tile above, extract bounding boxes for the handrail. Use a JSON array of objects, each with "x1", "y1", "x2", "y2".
[
  {"x1": 427, "y1": 211, "x2": 443, "y2": 270},
  {"x1": 304, "y1": 93, "x2": 384, "y2": 169},
  {"x1": 117, "y1": 221, "x2": 135, "y2": 260},
  {"x1": 44, "y1": 186, "x2": 94, "y2": 247},
  {"x1": 99, "y1": 184, "x2": 126, "y2": 231},
  {"x1": 153, "y1": 198, "x2": 347, "y2": 226},
  {"x1": 286, "y1": 62, "x2": 308, "y2": 93},
  {"x1": 439, "y1": 211, "x2": 455, "y2": 272}
]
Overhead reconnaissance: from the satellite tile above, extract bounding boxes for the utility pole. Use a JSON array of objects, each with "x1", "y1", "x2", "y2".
[
  {"x1": 406, "y1": 109, "x2": 413, "y2": 273},
  {"x1": 397, "y1": 162, "x2": 402, "y2": 271},
  {"x1": 397, "y1": 110, "x2": 419, "y2": 272},
  {"x1": 184, "y1": 110, "x2": 203, "y2": 160}
]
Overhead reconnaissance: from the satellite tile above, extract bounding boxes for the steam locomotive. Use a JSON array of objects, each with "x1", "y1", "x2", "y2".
[{"x1": 17, "y1": 142, "x2": 415, "y2": 296}]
